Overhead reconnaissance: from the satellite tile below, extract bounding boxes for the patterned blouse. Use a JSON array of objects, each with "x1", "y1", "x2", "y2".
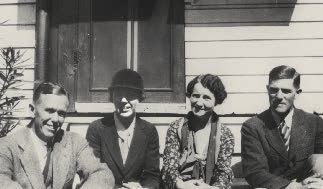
[{"x1": 161, "y1": 114, "x2": 235, "y2": 189}]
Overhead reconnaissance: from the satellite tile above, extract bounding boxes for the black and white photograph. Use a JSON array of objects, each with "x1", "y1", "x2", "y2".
[{"x1": 1, "y1": 0, "x2": 323, "y2": 188}]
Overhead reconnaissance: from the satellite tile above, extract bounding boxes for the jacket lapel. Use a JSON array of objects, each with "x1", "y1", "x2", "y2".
[
  {"x1": 263, "y1": 110, "x2": 289, "y2": 160},
  {"x1": 288, "y1": 109, "x2": 307, "y2": 159},
  {"x1": 17, "y1": 127, "x2": 46, "y2": 189},
  {"x1": 52, "y1": 131, "x2": 70, "y2": 189},
  {"x1": 103, "y1": 117, "x2": 125, "y2": 172},
  {"x1": 123, "y1": 119, "x2": 146, "y2": 174}
]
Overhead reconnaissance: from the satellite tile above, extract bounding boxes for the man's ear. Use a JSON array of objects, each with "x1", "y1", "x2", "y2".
[
  {"x1": 29, "y1": 103, "x2": 35, "y2": 115},
  {"x1": 296, "y1": 88, "x2": 302, "y2": 94}
]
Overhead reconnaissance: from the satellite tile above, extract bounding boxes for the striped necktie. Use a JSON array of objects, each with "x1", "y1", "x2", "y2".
[{"x1": 280, "y1": 120, "x2": 291, "y2": 151}]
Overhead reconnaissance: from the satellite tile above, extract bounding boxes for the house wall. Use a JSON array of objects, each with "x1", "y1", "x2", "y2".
[
  {"x1": 2, "y1": 0, "x2": 323, "y2": 178},
  {"x1": 0, "y1": 0, "x2": 35, "y2": 127}
]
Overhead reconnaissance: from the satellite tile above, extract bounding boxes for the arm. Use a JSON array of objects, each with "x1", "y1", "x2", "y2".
[
  {"x1": 75, "y1": 136, "x2": 115, "y2": 189},
  {"x1": 161, "y1": 121, "x2": 181, "y2": 189},
  {"x1": 86, "y1": 122, "x2": 102, "y2": 159},
  {"x1": 211, "y1": 126, "x2": 234, "y2": 189},
  {"x1": 241, "y1": 121, "x2": 290, "y2": 189},
  {"x1": 140, "y1": 127, "x2": 160, "y2": 189},
  {"x1": 0, "y1": 139, "x2": 24, "y2": 189},
  {"x1": 314, "y1": 116, "x2": 323, "y2": 153}
]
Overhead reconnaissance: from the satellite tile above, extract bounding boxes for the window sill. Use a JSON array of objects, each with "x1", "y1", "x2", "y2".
[{"x1": 75, "y1": 102, "x2": 188, "y2": 114}]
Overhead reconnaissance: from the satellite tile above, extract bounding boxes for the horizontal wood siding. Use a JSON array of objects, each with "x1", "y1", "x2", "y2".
[
  {"x1": 185, "y1": 1, "x2": 323, "y2": 115},
  {"x1": 0, "y1": 0, "x2": 35, "y2": 120}
]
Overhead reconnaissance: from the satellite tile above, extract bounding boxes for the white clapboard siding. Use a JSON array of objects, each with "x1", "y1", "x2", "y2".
[
  {"x1": 186, "y1": 23, "x2": 323, "y2": 41},
  {"x1": 186, "y1": 39, "x2": 323, "y2": 58},
  {"x1": 0, "y1": 4, "x2": 35, "y2": 25},
  {"x1": 186, "y1": 58, "x2": 323, "y2": 76},
  {"x1": 0, "y1": 1, "x2": 36, "y2": 118},
  {"x1": 210, "y1": 93, "x2": 323, "y2": 114},
  {"x1": 0, "y1": 70, "x2": 35, "y2": 90},
  {"x1": 0, "y1": 48, "x2": 36, "y2": 68},
  {"x1": 186, "y1": 75, "x2": 323, "y2": 93},
  {"x1": 0, "y1": 26, "x2": 35, "y2": 47}
]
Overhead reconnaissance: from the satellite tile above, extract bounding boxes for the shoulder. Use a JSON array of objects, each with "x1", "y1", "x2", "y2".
[
  {"x1": 136, "y1": 117, "x2": 158, "y2": 135},
  {"x1": 169, "y1": 117, "x2": 186, "y2": 130},
  {"x1": 88, "y1": 113, "x2": 114, "y2": 130},
  {"x1": 295, "y1": 108, "x2": 321, "y2": 120},
  {"x1": 0, "y1": 135, "x2": 14, "y2": 152},
  {"x1": 294, "y1": 108, "x2": 323, "y2": 127},
  {"x1": 63, "y1": 131, "x2": 88, "y2": 147},
  {"x1": 243, "y1": 110, "x2": 269, "y2": 128}
]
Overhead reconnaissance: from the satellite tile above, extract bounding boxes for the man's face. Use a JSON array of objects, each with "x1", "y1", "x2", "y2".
[
  {"x1": 112, "y1": 88, "x2": 140, "y2": 118},
  {"x1": 267, "y1": 79, "x2": 299, "y2": 116},
  {"x1": 30, "y1": 94, "x2": 69, "y2": 142}
]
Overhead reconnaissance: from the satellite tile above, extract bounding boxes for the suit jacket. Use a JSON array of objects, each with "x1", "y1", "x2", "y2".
[
  {"x1": 86, "y1": 113, "x2": 160, "y2": 189},
  {"x1": 0, "y1": 126, "x2": 115, "y2": 189},
  {"x1": 241, "y1": 108, "x2": 323, "y2": 189}
]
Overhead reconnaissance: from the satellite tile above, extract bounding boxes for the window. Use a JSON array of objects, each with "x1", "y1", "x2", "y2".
[{"x1": 49, "y1": 0, "x2": 185, "y2": 112}]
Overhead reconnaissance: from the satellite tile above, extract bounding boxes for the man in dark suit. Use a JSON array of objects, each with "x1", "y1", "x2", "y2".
[
  {"x1": 86, "y1": 69, "x2": 160, "y2": 189},
  {"x1": 241, "y1": 65, "x2": 323, "y2": 189},
  {"x1": 0, "y1": 82, "x2": 115, "y2": 189}
]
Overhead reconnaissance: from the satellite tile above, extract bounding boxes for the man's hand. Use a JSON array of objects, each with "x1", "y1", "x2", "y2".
[{"x1": 302, "y1": 173, "x2": 323, "y2": 189}]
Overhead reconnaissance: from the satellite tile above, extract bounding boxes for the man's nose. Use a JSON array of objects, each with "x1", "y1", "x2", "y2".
[
  {"x1": 51, "y1": 112, "x2": 59, "y2": 122},
  {"x1": 276, "y1": 89, "x2": 284, "y2": 99}
]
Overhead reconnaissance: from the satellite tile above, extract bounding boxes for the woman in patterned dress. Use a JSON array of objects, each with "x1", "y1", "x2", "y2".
[{"x1": 162, "y1": 74, "x2": 235, "y2": 189}]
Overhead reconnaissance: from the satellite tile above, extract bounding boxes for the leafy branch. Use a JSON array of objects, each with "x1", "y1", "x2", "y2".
[{"x1": 0, "y1": 47, "x2": 29, "y2": 137}]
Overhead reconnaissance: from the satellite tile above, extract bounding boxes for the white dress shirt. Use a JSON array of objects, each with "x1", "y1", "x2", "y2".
[{"x1": 30, "y1": 129, "x2": 48, "y2": 171}]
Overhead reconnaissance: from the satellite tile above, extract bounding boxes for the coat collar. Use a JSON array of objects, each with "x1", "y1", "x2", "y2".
[
  {"x1": 263, "y1": 108, "x2": 307, "y2": 160},
  {"x1": 288, "y1": 108, "x2": 307, "y2": 159},
  {"x1": 15, "y1": 126, "x2": 46, "y2": 189},
  {"x1": 262, "y1": 109, "x2": 289, "y2": 160},
  {"x1": 52, "y1": 129, "x2": 70, "y2": 189},
  {"x1": 16, "y1": 123, "x2": 70, "y2": 189},
  {"x1": 101, "y1": 113, "x2": 147, "y2": 175}
]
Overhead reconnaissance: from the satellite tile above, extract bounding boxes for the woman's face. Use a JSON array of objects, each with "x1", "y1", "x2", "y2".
[{"x1": 189, "y1": 82, "x2": 216, "y2": 117}]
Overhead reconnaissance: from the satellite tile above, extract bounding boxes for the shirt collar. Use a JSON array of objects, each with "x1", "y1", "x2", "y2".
[
  {"x1": 114, "y1": 112, "x2": 136, "y2": 136},
  {"x1": 271, "y1": 107, "x2": 294, "y2": 129},
  {"x1": 30, "y1": 129, "x2": 47, "y2": 156}
]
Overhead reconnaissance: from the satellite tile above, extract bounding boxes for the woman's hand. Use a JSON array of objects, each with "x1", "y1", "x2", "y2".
[
  {"x1": 121, "y1": 182, "x2": 143, "y2": 189},
  {"x1": 176, "y1": 179, "x2": 218, "y2": 189}
]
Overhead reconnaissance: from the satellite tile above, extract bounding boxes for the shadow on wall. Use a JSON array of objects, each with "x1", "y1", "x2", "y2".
[
  {"x1": 185, "y1": 0, "x2": 298, "y2": 26},
  {"x1": 17, "y1": 0, "x2": 36, "y2": 30}
]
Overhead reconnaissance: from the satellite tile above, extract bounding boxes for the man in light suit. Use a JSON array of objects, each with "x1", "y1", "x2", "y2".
[
  {"x1": 86, "y1": 69, "x2": 160, "y2": 189},
  {"x1": 241, "y1": 65, "x2": 323, "y2": 189},
  {"x1": 0, "y1": 82, "x2": 115, "y2": 189}
]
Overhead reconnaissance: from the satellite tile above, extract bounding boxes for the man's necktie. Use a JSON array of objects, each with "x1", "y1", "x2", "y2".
[
  {"x1": 43, "y1": 142, "x2": 53, "y2": 186},
  {"x1": 280, "y1": 120, "x2": 291, "y2": 151}
]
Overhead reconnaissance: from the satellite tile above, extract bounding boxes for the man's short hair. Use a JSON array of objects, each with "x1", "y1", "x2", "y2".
[
  {"x1": 33, "y1": 82, "x2": 69, "y2": 102},
  {"x1": 269, "y1": 65, "x2": 300, "y2": 89},
  {"x1": 186, "y1": 74, "x2": 227, "y2": 105}
]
